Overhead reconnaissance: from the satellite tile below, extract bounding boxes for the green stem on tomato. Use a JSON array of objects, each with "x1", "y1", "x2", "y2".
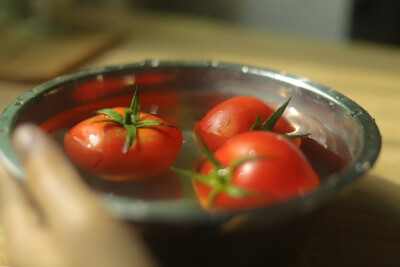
[
  {"x1": 194, "y1": 131, "x2": 223, "y2": 169},
  {"x1": 261, "y1": 97, "x2": 291, "y2": 131},
  {"x1": 206, "y1": 185, "x2": 223, "y2": 209},
  {"x1": 170, "y1": 167, "x2": 214, "y2": 186},
  {"x1": 249, "y1": 97, "x2": 310, "y2": 140},
  {"x1": 124, "y1": 108, "x2": 133, "y2": 125},
  {"x1": 130, "y1": 89, "x2": 141, "y2": 122},
  {"x1": 171, "y1": 133, "x2": 266, "y2": 208},
  {"x1": 249, "y1": 116, "x2": 263, "y2": 131},
  {"x1": 93, "y1": 87, "x2": 177, "y2": 153},
  {"x1": 284, "y1": 133, "x2": 311, "y2": 139}
]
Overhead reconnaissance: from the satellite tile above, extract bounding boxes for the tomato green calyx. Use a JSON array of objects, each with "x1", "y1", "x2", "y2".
[
  {"x1": 284, "y1": 133, "x2": 311, "y2": 139},
  {"x1": 253, "y1": 97, "x2": 291, "y2": 131},
  {"x1": 249, "y1": 97, "x2": 310, "y2": 139},
  {"x1": 171, "y1": 163, "x2": 257, "y2": 208},
  {"x1": 171, "y1": 133, "x2": 264, "y2": 208},
  {"x1": 94, "y1": 88, "x2": 177, "y2": 153}
]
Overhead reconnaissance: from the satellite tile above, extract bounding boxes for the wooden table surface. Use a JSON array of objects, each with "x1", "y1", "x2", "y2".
[{"x1": 0, "y1": 10, "x2": 399, "y2": 266}]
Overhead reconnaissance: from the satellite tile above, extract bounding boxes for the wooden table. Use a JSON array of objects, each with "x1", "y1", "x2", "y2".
[{"x1": 0, "y1": 10, "x2": 399, "y2": 266}]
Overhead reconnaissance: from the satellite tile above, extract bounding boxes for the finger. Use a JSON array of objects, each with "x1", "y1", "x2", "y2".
[
  {"x1": 0, "y1": 163, "x2": 45, "y2": 264},
  {"x1": 12, "y1": 124, "x2": 105, "y2": 228},
  {"x1": 12, "y1": 125, "x2": 158, "y2": 267},
  {"x1": 0, "y1": 163, "x2": 40, "y2": 232}
]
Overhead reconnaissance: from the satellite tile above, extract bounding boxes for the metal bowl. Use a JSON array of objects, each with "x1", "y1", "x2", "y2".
[{"x1": 0, "y1": 60, "x2": 381, "y2": 229}]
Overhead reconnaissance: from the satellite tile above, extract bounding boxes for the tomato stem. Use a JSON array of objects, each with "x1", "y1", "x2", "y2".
[
  {"x1": 171, "y1": 133, "x2": 264, "y2": 209},
  {"x1": 170, "y1": 167, "x2": 214, "y2": 186},
  {"x1": 249, "y1": 116, "x2": 263, "y2": 131},
  {"x1": 194, "y1": 131, "x2": 223, "y2": 169},
  {"x1": 206, "y1": 185, "x2": 223, "y2": 209},
  {"x1": 249, "y1": 97, "x2": 310, "y2": 140},
  {"x1": 261, "y1": 97, "x2": 291, "y2": 131},
  {"x1": 93, "y1": 88, "x2": 177, "y2": 153},
  {"x1": 284, "y1": 133, "x2": 311, "y2": 139},
  {"x1": 130, "y1": 87, "x2": 141, "y2": 122},
  {"x1": 124, "y1": 108, "x2": 133, "y2": 124}
]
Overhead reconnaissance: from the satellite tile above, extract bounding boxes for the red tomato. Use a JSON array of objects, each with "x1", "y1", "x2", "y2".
[
  {"x1": 41, "y1": 90, "x2": 181, "y2": 133},
  {"x1": 64, "y1": 107, "x2": 183, "y2": 181},
  {"x1": 41, "y1": 95, "x2": 132, "y2": 133},
  {"x1": 194, "y1": 131, "x2": 319, "y2": 211},
  {"x1": 195, "y1": 96, "x2": 296, "y2": 151}
]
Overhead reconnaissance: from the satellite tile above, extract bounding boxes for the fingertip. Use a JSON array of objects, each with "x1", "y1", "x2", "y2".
[
  {"x1": 0, "y1": 163, "x2": 11, "y2": 194},
  {"x1": 12, "y1": 123, "x2": 47, "y2": 163},
  {"x1": 0, "y1": 162, "x2": 27, "y2": 221},
  {"x1": 0, "y1": 162, "x2": 16, "y2": 195}
]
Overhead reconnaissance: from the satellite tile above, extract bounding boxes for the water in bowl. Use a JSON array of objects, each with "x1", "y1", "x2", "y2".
[{"x1": 43, "y1": 89, "x2": 348, "y2": 213}]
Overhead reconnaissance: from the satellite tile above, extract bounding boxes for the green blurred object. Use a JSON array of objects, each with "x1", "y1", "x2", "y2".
[
  {"x1": 0, "y1": 0, "x2": 22, "y2": 43},
  {"x1": 1, "y1": 0, "x2": 73, "y2": 44}
]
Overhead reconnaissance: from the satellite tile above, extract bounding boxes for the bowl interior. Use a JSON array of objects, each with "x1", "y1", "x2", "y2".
[{"x1": 0, "y1": 61, "x2": 381, "y2": 226}]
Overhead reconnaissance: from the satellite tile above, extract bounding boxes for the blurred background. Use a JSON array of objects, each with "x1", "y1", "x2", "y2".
[
  {"x1": 0, "y1": 2, "x2": 400, "y2": 266},
  {"x1": 133, "y1": 0, "x2": 400, "y2": 45},
  {"x1": 1, "y1": 0, "x2": 399, "y2": 44},
  {"x1": 0, "y1": 0, "x2": 399, "y2": 83}
]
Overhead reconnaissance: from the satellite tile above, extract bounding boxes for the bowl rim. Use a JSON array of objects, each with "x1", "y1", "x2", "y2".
[{"x1": 0, "y1": 60, "x2": 382, "y2": 224}]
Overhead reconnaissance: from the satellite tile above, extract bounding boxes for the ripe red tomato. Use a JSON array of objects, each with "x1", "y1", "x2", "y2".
[
  {"x1": 41, "y1": 95, "x2": 132, "y2": 133},
  {"x1": 195, "y1": 96, "x2": 296, "y2": 151},
  {"x1": 41, "y1": 90, "x2": 181, "y2": 133},
  {"x1": 64, "y1": 107, "x2": 183, "y2": 181},
  {"x1": 193, "y1": 131, "x2": 319, "y2": 211}
]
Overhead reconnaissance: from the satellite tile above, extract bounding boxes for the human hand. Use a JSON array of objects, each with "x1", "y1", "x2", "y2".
[{"x1": 0, "y1": 124, "x2": 158, "y2": 267}]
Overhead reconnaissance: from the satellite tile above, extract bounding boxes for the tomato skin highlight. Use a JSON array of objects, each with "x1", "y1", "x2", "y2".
[
  {"x1": 196, "y1": 96, "x2": 295, "y2": 151},
  {"x1": 64, "y1": 107, "x2": 183, "y2": 181},
  {"x1": 194, "y1": 131, "x2": 320, "y2": 211}
]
